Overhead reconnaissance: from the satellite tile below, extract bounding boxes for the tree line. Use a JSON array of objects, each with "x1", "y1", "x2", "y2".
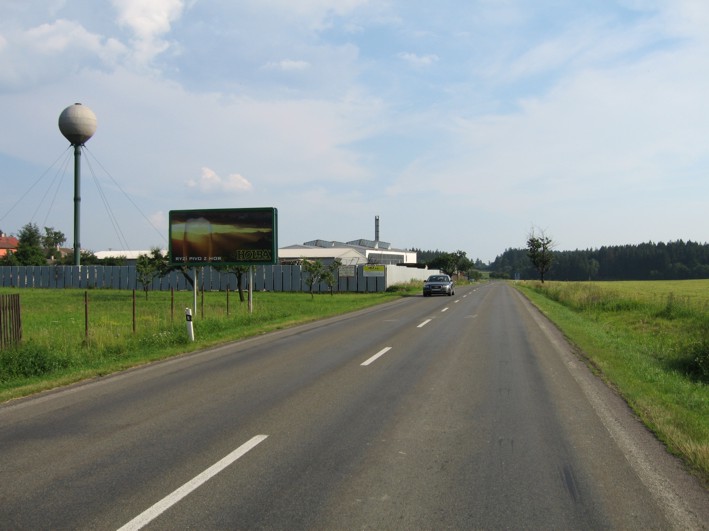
[
  {"x1": 0, "y1": 223, "x2": 126, "y2": 266},
  {"x1": 409, "y1": 248, "x2": 484, "y2": 280},
  {"x1": 489, "y1": 240, "x2": 709, "y2": 281},
  {"x1": 10, "y1": 222, "x2": 707, "y2": 283}
]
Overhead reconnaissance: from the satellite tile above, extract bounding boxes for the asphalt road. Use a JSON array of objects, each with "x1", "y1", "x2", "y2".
[{"x1": 1, "y1": 283, "x2": 707, "y2": 530}]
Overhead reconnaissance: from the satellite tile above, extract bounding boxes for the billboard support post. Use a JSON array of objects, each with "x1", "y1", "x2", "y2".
[
  {"x1": 248, "y1": 266, "x2": 253, "y2": 314},
  {"x1": 192, "y1": 268, "x2": 197, "y2": 318}
]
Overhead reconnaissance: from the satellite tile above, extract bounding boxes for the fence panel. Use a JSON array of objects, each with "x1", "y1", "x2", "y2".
[
  {"x1": 209, "y1": 267, "x2": 222, "y2": 291},
  {"x1": 125, "y1": 267, "x2": 136, "y2": 290},
  {"x1": 21, "y1": 266, "x2": 31, "y2": 288},
  {"x1": 40, "y1": 266, "x2": 49, "y2": 288},
  {"x1": 56, "y1": 267, "x2": 66, "y2": 288},
  {"x1": 87, "y1": 266, "x2": 97, "y2": 288},
  {"x1": 272, "y1": 266, "x2": 283, "y2": 291},
  {"x1": 80, "y1": 266, "x2": 89, "y2": 288},
  {"x1": 220, "y1": 270, "x2": 234, "y2": 291},
  {"x1": 15, "y1": 267, "x2": 25, "y2": 288},
  {"x1": 0, "y1": 293, "x2": 22, "y2": 349},
  {"x1": 279, "y1": 266, "x2": 290, "y2": 291},
  {"x1": 251, "y1": 267, "x2": 262, "y2": 291},
  {"x1": 263, "y1": 266, "x2": 273, "y2": 291},
  {"x1": 62, "y1": 266, "x2": 71, "y2": 288}
]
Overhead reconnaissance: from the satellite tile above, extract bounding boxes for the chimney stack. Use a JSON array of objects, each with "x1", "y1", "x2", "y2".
[{"x1": 375, "y1": 215, "x2": 380, "y2": 242}]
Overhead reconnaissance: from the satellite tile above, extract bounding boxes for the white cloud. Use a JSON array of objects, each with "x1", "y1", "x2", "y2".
[
  {"x1": 0, "y1": 19, "x2": 126, "y2": 90},
  {"x1": 262, "y1": 59, "x2": 311, "y2": 71},
  {"x1": 111, "y1": 0, "x2": 184, "y2": 65},
  {"x1": 187, "y1": 167, "x2": 253, "y2": 193},
  {"x1": 397, "y1": 52, "x2": 438, "y2": 67},
  {"x1": 253, "y1": 0, "x2": 371, "y2": 28}
]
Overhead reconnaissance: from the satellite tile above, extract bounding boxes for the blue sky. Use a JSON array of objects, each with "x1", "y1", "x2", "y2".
[{"x1": 1, "y1": 0, "x2": 708, "y2": 263}]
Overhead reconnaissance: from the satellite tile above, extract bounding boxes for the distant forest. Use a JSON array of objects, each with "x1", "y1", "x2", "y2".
[{"x1": 487, "y1": 240, "x2": 709, "y2": 281}]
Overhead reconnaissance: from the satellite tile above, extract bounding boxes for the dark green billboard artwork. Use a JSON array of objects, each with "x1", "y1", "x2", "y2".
[{"x1": 169, "y1": 208, "x2": 278, "y2": 266}]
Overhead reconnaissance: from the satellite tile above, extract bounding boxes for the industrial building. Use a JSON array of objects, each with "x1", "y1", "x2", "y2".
[
  {"x1": 278, "y1": 217, "x2": 416, "y2": 266},
  {"x1": 278, "y1": 239, "x2": 416, "y2": 266}
]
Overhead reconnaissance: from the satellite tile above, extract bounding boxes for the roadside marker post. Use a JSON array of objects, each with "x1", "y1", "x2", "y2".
[{"x1": 185, "y1": 308, "x2": 194, "y2": 341}]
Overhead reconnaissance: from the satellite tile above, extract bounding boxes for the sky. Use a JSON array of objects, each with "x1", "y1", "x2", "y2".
[{"x1": 1, "y1": 0, "x2": 708, "y2": 263}]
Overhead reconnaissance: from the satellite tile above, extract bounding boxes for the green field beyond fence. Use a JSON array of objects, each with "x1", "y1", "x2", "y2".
[{"x1": 516, "y1": 280, "x2": 709, "y2": 484}]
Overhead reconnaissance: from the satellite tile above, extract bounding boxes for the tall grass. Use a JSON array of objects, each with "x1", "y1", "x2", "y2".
[
  {"x1": 0, "y1": 287, "x2": 413, "y2": 401},
  {"x1": 517, "y1": 280, "x2": 709, "y2": 482}
]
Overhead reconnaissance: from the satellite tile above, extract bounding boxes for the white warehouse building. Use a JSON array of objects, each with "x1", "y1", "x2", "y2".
[{"x1": 279, "y1": 238, "x2": 417, "y2": 266}]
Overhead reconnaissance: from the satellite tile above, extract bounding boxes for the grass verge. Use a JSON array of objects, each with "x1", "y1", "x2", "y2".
[
  {"x1": 0, "y1": 285, "x2": 421, "y2": 403},
  {"x1": 515, "y1": 280, "x2": 709, "y2": 484}
]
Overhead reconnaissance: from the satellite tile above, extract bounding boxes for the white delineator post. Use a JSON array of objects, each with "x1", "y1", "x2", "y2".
[{"x1": 185, "y1": 308, "x2": 194, "y2": 341}]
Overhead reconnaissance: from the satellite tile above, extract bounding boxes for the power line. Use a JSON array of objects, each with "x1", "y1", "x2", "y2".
[
  {"x1": 0, "y1": 147, "x2": 72, "y2": 226},
  {"x1": 83, "y1": 151, "x2": 131, "y2": 252},
  {"x1": 83, "y1": 146, "x2": 167, "y2": 246},
  {"x1": 38, "y1": 151, "x2": 72, "y2": 228}
]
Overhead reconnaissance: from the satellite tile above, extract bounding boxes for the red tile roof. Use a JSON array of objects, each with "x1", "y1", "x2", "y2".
[{"x1": 0, "y1": 236, "x2": 19, "y2": 250}]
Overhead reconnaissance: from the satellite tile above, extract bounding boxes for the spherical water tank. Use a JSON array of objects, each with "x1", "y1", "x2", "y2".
[{"x1": 58, "y1": 103, "x2": 97, "y2": 145}]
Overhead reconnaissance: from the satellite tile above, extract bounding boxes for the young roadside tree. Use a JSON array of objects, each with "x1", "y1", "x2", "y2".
[
  {"x1": 526, "y1": 228, "x2": 555, "y2": 283},
  {"x1": 302, "y1": 259, "x2": 325, "y2": 299},
  {"x1": 136, "y1": 247, "x2": 165, "y2": 299},
  {"x1": 324, "y1": 258, "x2": 342, "y2": 295},
  {"x1": 216, "y1": 265, "x2": 250, "y2": 302}
]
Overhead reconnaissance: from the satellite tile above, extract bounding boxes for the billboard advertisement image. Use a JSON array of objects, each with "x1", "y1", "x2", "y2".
[{"x1": 169, "y1": 208, "x2": 278, "y2": 266}]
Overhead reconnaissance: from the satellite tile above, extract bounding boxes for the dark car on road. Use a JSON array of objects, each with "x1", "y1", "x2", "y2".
[{"x1": 423, "y1": 274, "x2": 455, "y2": 297}]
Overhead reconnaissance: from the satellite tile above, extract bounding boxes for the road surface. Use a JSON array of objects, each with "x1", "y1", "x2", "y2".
[{"x1": 1, "y1": 282, "x2": 707, "y2": 529}]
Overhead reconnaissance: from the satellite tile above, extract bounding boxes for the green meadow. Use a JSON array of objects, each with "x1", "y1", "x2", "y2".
[{"x1": 516, "y1": 280, "x2": 709, "y2": 483}]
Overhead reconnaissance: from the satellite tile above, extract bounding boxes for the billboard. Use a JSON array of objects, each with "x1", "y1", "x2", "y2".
[
  {"x1": 169, "y1": 208, "x2": 278, "y2": 266},
  {"x1": 363, "y1": 265, "x2": 385, "y2": 277}
]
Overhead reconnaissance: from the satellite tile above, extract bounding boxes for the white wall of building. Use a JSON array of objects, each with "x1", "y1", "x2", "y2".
[{"x1": 386, "y1": 265, "x2": 439, "y2": 286}]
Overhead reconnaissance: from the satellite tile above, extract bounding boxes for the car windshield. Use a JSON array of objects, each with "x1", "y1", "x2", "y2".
[{"x1": 428, "y1": 276, "x2": 448, "y2": 282}]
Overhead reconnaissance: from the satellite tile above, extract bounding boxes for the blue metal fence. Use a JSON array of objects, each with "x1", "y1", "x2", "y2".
[{"x1": 0, "y1": 265, "x2": 385, "y2": 293}]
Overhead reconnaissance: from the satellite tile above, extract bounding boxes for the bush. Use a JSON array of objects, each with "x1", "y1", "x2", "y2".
[
  {"x1": 385, "y1": 284, "x2": 409, "y2": 293},
  {"x1": 385, "y1": 281, "x2": 422, "y2": 293},
  {"x1": 0, "y1": 342, "x2": 72, "y2": 381},
  {"x1": 684, "y1": 336, "x2": 709, "y2": 383},
  {"x1": 655, "y1": 293, "x2": 695, "y2": 320}
]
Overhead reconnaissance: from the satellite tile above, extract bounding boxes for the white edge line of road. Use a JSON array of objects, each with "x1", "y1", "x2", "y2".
[
  {"x1": 117, "y1": 434, "x2": 268, "y2": 531},
  {"x1": 362, "y1": 347, "x2": 392, "y2": 366}
]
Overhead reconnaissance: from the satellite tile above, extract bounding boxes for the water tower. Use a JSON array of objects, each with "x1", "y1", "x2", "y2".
[{"x1": 58, "y1": 103, "x2": 97, "y2": 265}]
